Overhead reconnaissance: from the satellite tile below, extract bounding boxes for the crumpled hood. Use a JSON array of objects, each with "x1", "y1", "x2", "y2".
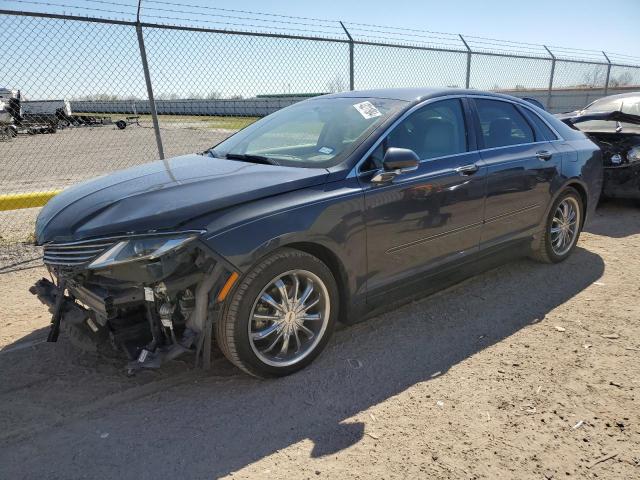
[
  {"x1": 558, "y1": 110, "x2": 640, "y2": 129},
  {"x1": 36, "y1": 154, "x2": 329, "y2": 244}
]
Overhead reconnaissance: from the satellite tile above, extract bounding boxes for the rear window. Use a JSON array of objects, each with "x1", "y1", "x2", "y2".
[
  {"x1": 521, "y1": 107, "x2": 558, "y2": 141},
  {"x1": 475, "y1": 99, "x2": 535, "y2": 148}
]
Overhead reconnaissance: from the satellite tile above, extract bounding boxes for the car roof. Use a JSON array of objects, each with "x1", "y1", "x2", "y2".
[{"x1": 315, "y1": 87, "x2": 531, "y2": 104}]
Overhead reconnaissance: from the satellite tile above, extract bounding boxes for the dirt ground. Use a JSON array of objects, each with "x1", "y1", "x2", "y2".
[{"x1": 0, "y1": 199, "x2": 639, "y2": 480}]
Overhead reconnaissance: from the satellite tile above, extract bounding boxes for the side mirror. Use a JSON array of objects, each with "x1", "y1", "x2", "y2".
[
  {"x1": 372, "y1": 147, "x2": 420, "y2": 183},
  {"x1": 383, "y1": 147, "x2": 420, "y2": 171}
]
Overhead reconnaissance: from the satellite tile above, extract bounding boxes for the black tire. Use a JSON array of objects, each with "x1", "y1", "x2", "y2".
[
  {"x1": 216, "y1": 248, "x2": 339, "y2": 378},
  {"x1": 530, "y1": 187, "x2": 584, "y2": 263},
  {"x1": 115, "y1": 120, "x2": 127, "y2": 130}
]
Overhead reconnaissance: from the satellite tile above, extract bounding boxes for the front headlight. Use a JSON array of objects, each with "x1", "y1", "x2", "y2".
[
  {"x1": 88, "y1": 234, "x2": 198, "y2": 269},
  {"x1": 627, "y1": 146, "x2": 640, "y2": 163}
]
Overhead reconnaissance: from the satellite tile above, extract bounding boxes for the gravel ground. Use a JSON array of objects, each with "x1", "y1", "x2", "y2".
[{"x1": 0, "y1": 199, "x2": 639, "y2": 479}]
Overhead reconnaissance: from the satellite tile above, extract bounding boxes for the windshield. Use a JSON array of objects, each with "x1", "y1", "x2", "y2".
[
  {"x1": 209, "y1": 97, "x2": 406, "y2": 168},
  {"x1": 576, "y1": 95, "x2": 640, "y2": 133}
]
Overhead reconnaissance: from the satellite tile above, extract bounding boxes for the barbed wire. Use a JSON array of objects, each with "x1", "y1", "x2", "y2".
[
  {"x1": 2, "y1": 0, "x2": 133, "y2": 17},
  {"x1": 1, "y1": 0, "x2": 639, "y2": 64}
]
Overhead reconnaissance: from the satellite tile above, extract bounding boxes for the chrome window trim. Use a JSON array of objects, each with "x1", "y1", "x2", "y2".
[
  {"x1": 350, "y1": 94, "x2": 565, "y2": 178},
  {"x1": 472, "y1": 139, "x2": 552, "y2": 154}
]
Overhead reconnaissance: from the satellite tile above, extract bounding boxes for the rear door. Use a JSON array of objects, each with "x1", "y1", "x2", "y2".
[{"x1": 471, "y1": 98, "x2": 562, "y2": 248}]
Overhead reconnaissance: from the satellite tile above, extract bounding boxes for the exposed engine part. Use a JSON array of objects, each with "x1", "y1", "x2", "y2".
[
  {"x1": 179, "y1": 288, "x2": 195, "y2": 318},
  {"x1": 31, "y1": 237, "x2": 234, "y2": 374},
  {"x1": 610, "y1": 153, "x2": 622, "y2": 165},
  {"x1": 30, "y1": 278, "x2": 110, "y2": 351},
  {"x1": 158, "y1": 302, "x2": 177, "y2": 343},
  {"x1": 628, "y1": 146, "x2": 640, "y2": 163},
  {"x1": 158, "y1": 302, "x2": 174, "y2": 328},
  {"x1": 584, "y1": 132, "x2": 640, "y2": 167}
]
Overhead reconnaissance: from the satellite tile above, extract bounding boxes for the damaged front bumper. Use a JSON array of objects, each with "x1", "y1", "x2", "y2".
[{"x1": 31, "y1": 234, "x2": 238, "y2": 373}]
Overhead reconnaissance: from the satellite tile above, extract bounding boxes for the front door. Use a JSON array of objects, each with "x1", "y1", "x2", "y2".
[{"x1": 359, "y1": 98, "x2": 486, "y2": 297}]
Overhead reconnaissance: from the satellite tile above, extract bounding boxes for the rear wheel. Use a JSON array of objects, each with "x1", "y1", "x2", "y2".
[
  {"x1": 531, "y1": 187, "x2": 583, "y2": 263},
  {"x1": 216, "y1": 248, "x2": 338, "y2": 378}
]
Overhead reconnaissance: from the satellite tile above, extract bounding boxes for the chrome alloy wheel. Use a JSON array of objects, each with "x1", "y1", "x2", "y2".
[
  {"x1": 550, "y1": 197, "x2": 581, "y2": 256},
  {"x1": 248, "y1": 269, "x2": 330, "y2": 367}
]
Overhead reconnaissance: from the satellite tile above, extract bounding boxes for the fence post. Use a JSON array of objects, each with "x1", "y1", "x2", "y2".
[
  {"x1": 602, "y1": 51, "x2": 612, "y2": 96},
  {"x1": 543, "y1": 45, "x2": 556, "y2": 111},
  {"x1": 340, "y1": 21, "x2": 355, "y2": 91},
  {"x1": 136, "y1": 0, "x2": 165, "y2": 160},
  {"x1": 459, "y1": 34, "x2": 471, "y2": 89}
]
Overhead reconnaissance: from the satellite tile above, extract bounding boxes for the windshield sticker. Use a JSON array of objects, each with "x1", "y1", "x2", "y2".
[
  {"x1": 353, "y1": 101, "x2": 382, "y2": 119},
  {"x1": 318, "y1": 146, "x2": 334, "y2": 155}
]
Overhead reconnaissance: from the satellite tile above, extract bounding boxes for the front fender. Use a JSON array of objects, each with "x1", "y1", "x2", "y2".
[{"x1": 200, "y1": 177, "x2": 367, "y2": 304}]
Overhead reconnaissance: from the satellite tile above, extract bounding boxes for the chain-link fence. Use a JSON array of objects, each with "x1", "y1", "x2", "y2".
[{"x1": 1, "y1": 2, "x2": 640, "y2": 271}]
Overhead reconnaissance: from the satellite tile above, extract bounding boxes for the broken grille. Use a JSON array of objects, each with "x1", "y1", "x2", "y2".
[{"x1": 43, "y1": 238, "x2": 116, "y2": 267}]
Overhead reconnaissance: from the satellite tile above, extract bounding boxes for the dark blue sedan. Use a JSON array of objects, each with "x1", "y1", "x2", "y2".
[{"x1": 32, "y1": 88, "x2": 603, "y2": 378}]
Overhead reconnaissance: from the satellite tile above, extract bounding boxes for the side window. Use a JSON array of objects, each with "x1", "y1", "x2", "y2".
[
  {"x1": 361, "y1": 99, "x2": 468, "y2": 172},
  {"x1": 520, "y1": 107, "x2": 559, "y2": 141},
  {"x1": 475, "y1": 99, "x2": 535, "y2": 148},
  {"x1": 387, "y1": 99, "x2": 467, "y2": 160}
]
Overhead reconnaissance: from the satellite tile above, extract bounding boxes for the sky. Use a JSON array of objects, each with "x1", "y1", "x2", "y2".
[
  {"x1": 194, "y1": 0, "x2": 640, "y2": 58},
  {"x1": 0, "y1": 0, "x2": 638, "y2": 100},
  {"x1": 1, "y1": 0, "x2": 637, "y2": 58}
]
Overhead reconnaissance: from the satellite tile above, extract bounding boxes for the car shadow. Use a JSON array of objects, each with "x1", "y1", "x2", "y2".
[
  {"x1": 0, "y1": 247, "x2": 605, "y2": 479},
  {"x1": 586, "y1": 198, "x2": 640, "y2": 238}
]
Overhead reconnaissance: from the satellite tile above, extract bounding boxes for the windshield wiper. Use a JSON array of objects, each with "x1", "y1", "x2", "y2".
[{"x1": 224, "y1": 153, "x2": 279, "y2": 166}]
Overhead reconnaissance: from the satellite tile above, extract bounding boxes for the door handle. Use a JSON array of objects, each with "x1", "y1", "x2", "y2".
[
  {"x1": 536, "y1": 150, "x2": 553, "y2": 161},
  {"x1": 455, "y1": 164, "x2": 479, "y2": 176}
]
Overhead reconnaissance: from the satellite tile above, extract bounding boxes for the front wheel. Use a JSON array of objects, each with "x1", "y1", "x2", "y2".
[
  {"x1": 216, "y1": 248, "x2": 338, "y2": 378},
  {"x1": 531, "y1": 187, "x2": 583, "y2": 263}
]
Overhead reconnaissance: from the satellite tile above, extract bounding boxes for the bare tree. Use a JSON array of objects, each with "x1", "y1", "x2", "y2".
[
  {"x1": 582, "y1": 66, "x2": 607, "y2": 87},
  {"x1": 609, "y1": 71, "x2": 634, "y2": 87},
  {"x1": 155, "y1": 92, "x2": 180, "y2": 100},
  {"x1": 78, "y1": 93, "x2": 120, "y2": 101},
  {"x1": 326, "y1": 75, "x2": 346, "y2": 93}
]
